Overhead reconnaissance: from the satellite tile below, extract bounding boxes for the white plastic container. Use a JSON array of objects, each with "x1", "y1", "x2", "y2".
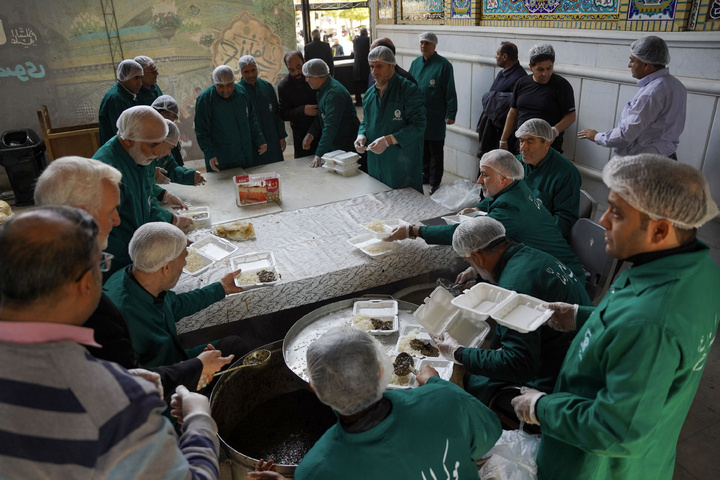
[
  {"x1": 347, "y1": 233, "x2": 401, "y2": 257},
  {"x1": 351, "y1": 299, "x2": 399, "y2": 335},
  {"x1": 183, "y1": 249, "x2": 214, "y2": 276},
  {"x1": 387, "y1": 356, "x2": 453, "y2": 390},
  {"x1": 190, "y1": 235, "x2": 238, "y2": 262},
  {"x1": 491, "y1": 294, "x2": 553, "y2": 333},
  {"x1": 451, "y1": 283, "x2": 515, "y2": 321},
  {"x1": 230, "y1": 251, "x2": 280, "y2": 290},
  {"x1": 179, "y1": 206, "x2": 212, "y2": 229},
  {"x1": 333, "y1": 164, "x2": 360, "y2": 176},
  {"x1": 332, "y1": 151, "x2": 361, "y2": 165},
  {"x1": 394, "y1": 324, "x2": 441, "y2": 358},
  {"x1": 360, "y1": 218, "x2": 409, "y2": 239},
  {"x1": 414, "y1": 286, "x2": 491, "y2": 348}
]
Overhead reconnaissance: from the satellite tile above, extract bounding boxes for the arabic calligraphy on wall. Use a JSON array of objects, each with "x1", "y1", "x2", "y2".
[
  {"x1": 482, "y1": 0, "x2": 619, "y2": 20},
  {"x1": 0, "y1": 18, "x2": 46, "y2": 83},
  {"x1": 0, "y1": 61, "x2": 46, "y2": 82}
]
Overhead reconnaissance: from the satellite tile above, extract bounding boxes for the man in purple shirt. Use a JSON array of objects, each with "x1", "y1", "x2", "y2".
[{"x1": 578, "y1": 36, "x2": 686, "y2": 159}]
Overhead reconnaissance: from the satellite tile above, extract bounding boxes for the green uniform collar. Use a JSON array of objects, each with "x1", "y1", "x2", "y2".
[{"x1": 492, "y1": 242, "x2": 524, "y2": 280}]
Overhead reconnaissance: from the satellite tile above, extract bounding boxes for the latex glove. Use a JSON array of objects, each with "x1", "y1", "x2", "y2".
[
  {"x1": 209, "y1": 157, "x2": 220, "y2": 172},
  {"x1": 304, "y1": 105, "x2": 318, "y2": 116},
  {"x1": 457, "y1": 207, "x2": 479, "y2": 216},
  {"x1": 309, "y1": 155, "x2": 322, "y2": 168},
  {"x1": 128, "y1": 368, "x2": 163, "y2": 399},
  {"x1": 455, "y1": 266, "x2": 476, "y2": 286},
  {"x1": 367, "y1": 136, "x2": 390, "y2": 154},
  {"x1": 354, "y1": 135, "x2": 367, "y2": 154},
  {"x1": 193, "y1": 171, "x2": 206, "y2": 186},
  {"x1": 280, "y1": 138, "x2": 286, "y2": 152},
  {"x1": 545, "y1": 302, "x2": 579, "y2": 332},
  {"x1": 431, "y1": 332, "x2": 464, "y2": 364},
  {"x1": 155, "y1": 167, "x2": 171, "y2": 184},
  {"x1": 170, "y1": 385, "x2": 211, "y2": 425},
  {"x1": 221, "y1": 268, "x2": 245, "y2": 295},
  {"x1": 415, "y1": 364, "x2": 439, "y2": 386},
  {"x1": 383, "y1": 225, "x2": 410, "y2": 242},
  {"x1": 258, "y1": 144, "x2": 267, "y2": 155},
  {"x1": 172, "y1": 214, "x2": 193, "y2": 230},
  {"x1": 551, "y1": 126, "x2": 560, "y2": 140},
  {"x1": 511, "y1": 387, "x2": 546, "y2": 426},
  {"x1": 164, "y1": 192, "x2": 187, "y2": 209},
  {"x1": 302, "y1": 133, "x2": 314, "y2": 150}
]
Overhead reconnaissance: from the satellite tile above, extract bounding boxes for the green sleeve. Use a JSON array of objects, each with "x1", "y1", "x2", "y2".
[
  {"x1": 194, "y1": 93, "x2": 217, "y2": 161},
  {"x1": 246, "y1": 96, "x2": 267, "y2": 147},
  {"x1": 576, "y1": 305, "x2": 595, "y2": 330},
  {"x1": 419, "y1": 223, "x2": 458, "y2": 245},
  {"x1": 552, "y1": 169, "x2": 581, "y2": 239},
  {"x1": 444, "y1": 63, "x2": 458, "y2": 121},
  {"x1": 315, "y1": 90, "x2": 345, "y2": 157},
  {"x1": 168, "y1": 283, "x2": 225, "y2": 322}
]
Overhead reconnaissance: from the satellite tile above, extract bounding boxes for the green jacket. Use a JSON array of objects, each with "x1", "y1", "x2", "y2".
[
  {"x1": 518, "y1": 148, "x2": 581, "y2": 239},
  {"x1": 359, "y1": 74, "x2": 426, "y2": 193},
  {"x1": 98, "y1": 82, "x2": 136, "y2": 145},
  {"x1": 420, "y1": 180, "x2": 584, "y2": 280},
  {"x1": 194, "y1": 84, "x2": 266, "y2": 171},
  {"x1": 240, "y1": 78, "x2": 287, "y2": 165},
  {"x1": 409, "y1": 52, "x2": 458, "y2": 141},
  {"x1": 463, "y1": 243, "x2": 591, "y2": 403},
  {"x1": 295, "y1": 377, "x2": 501, "y2": 480},
  {"x1": 104, "y1": 266, "x2": 226, "y2": 368},
  {"x1": 536, "y1": 242, "x2": 720, "y2": 480},
  {"x1": 135, "y1": 84, "x2": 163, "y2": 106},
  {"x1": 307, "y1": 77, "x2": 360, "y2": 157},
  {"x1": 92, "y1": 137, "x2": 172, "y2": 276}
]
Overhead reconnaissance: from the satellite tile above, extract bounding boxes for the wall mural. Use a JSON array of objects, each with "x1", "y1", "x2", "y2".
[
  {"x1": 627, "y1": 0, "x2": 677, "y2": 20},
  {"x1": 451, "y1": 0, "x2": 472, "y2": 19},
  {"x1": 401, "y1": 0, "x2": 445, "y2": 21},
  {"x1": 378, "y1": 0, "x2": 395, "y2": 19},
  {"x1": 482, "y1": 0, "x2": 619, "y2": 20}
]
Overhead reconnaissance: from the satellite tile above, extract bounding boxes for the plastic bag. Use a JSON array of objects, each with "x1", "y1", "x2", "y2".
[
  {"x1": 479, "y1": 427, "x2": 540, "y2": 480},
  {"x1": 430, "y1": 179, "x2": 482, "y2": 211}
]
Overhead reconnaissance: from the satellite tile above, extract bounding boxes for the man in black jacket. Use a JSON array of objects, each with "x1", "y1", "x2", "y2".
[
  {"x1": 304, "y1": 29, "x2": 334, "y2": 76},
  {"x1": 278, "y1": 51, "x2": 320, "y2": 158},
  {"x1": 352, "y1": 27, "x2": 370, "y2": 106}
]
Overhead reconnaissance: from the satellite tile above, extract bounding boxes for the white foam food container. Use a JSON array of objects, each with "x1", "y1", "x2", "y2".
[
  {"x1": 183, "y1": 249, "x2": 214, "y2": 276},
  {"x1": 394, "y1": 324, "x2": 442, "y2": 359},
  {"x1": 332, "y1": 164, "x2": 360, "y2": 176},
  {"x1": 321, "y1": 149, "x2": 346, "y2": 160},
  {"x1": 332, "y1": 151, "x2": 361, "y2": 165},
  {"x1": 347, "y1": 233, "x2": 401, "y2": 257},
  {"x1": 441, "y1": 214, "x2": 477, "y2": 225},
  {"x1": 189, "y1": 235, "x2": 238, "y2": 262},
  {"x1": 413, "y1": 287, "x2": 491, "y2": 348},
  {"x1": 388, "y1": 356, "x2": 453, "y2": 390},
  {"x1": 451, "y1": 283, "x2": 515, "y2": 322},
  {"x1": 230, "y1": 251, "x2": 280, "y2": 290},
  {"x1": 179, "y1": 206, "x2": 212, "y2": 229},
  {"x1": 491, "y1": 294, "x2": 553, "y2": 333},
  {"x1": 352, "y1": 299, "x2": 399, "y2": 336},
  {"x1": 360, "y1": 218, "x2": 410, "y2": 239}
]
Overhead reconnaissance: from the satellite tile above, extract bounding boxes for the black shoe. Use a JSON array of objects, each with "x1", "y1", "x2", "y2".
[{"x1": 430, "y1": 186, "x2": 439, "y2": 195}]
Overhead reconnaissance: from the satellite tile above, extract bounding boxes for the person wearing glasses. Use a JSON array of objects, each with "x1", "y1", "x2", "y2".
[
  {"x1": 98, "y1": 59, "x2": 143, "y2": 144},
  {"x1": 134, "y1": 55, "x2": 163, "y2": 106}
]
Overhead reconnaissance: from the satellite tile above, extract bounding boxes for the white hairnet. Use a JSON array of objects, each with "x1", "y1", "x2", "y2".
[
  {"x1": 529, "y1": 43, "x2": 555, "y2": 63},
  {"x1": 368, "y1": 46, "x2": 396, "y2": 65},
  {"x1": 479, "y1": 149, "x2": 524, "y2": 180},
  {"x1": 238, "y1": 55, "x2": 257, "y2": 70},
  {"x1": 307, "y1": 327, "x2": 392, "y2": 416},
  {"x1": 116, "y1": 106, "x2": 168, "y2": 143},
  {"x1": 151, "y1": 95, "x2": 179, "y2": 115},
  {"x1": 516, "y1": 118, "x2": 553, "y2": 142},
  {"x1": 129, "y1": 222, "x2": 186, "y2": 273},
  {"x1": 212, "y1": 65, "x2": 235, "y2": 84},
  {"x1": 452, "y1": 216, "x2": 507, "y2": 257},
  {"x1": 603, "y1": 154, "x2": 719, "y2": 230},
  {"x1": 117, "y1": 59, "x2": 143, "y2": 82},
  {"x1": 631, "y1": 36, "x2": 670, "y2": 65},
  {"x1": 133, "y1": 55, "x2": 155, "y2": 67},
  {"x1": 419, "y1": 32, "x2": 438, "y2": 45},
  {"x1": 302, "y1": 58, "x2": 329, "y2": 77},
  {"x1": 164, "y1": 120, "x2": 180, "y2": 146}
]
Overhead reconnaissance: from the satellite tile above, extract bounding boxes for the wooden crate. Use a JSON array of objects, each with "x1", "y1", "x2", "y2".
[{"x1": 37, "y1": 105, "x2": 100, "y2": 162}]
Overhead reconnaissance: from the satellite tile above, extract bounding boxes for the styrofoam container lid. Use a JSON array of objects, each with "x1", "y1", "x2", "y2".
[
  {"x1": 348, "y1": 233, "x2": 401, "y2": 257},
  {"x1": 322, "y1": 159, "x2": 337, "y2": 167},
  {"x1": 183, "y1": 249, "x2": 214, "y2": 276},
  {"x1": 333, "y1": 162, "x2": 360, "y2": 172},
  {"x1": 451, "y1": 283, "x2": 515, "y2": 322},
  {"x1": 413, "y1": 286, "x2": 456, "y2": 337},
  {"x1": 333, "y1": 151, "x2": 361, "y2": 165},
  {"x1": 190, "y1": 234, "x2": 238, "y2": 262},
  {"x1": 492, "y1": 294, "x2": 553, "y2": 333},
  {"x1": 321, "y1": 149, "x2": 346, "y2": 160}
]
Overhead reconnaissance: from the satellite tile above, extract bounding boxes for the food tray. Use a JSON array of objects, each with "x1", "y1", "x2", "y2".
[
  {"x1": 178, "y1": 206, "x2": 212, "y2": 229},
  {"x1": 189, "y1": 235, "x2": 238, "y2": 262},
  {"x1": 360, "y1": 218, "x2": 410, "y2": 240},
  {"x1": 388, "y1": 356, "x2": 454, "y2": 390},
  {"x1": 441, "y1": 214, "x2": 477, "y2": 225},
  {"x1": 230, "y1": 251, "x2": 280, "y2": 290},
  {"x1": 351, "y1": 299, "x2": 399, "y2": 336},
  {"x1": 332, "y1": 151, "x2": 361, "y2": 166},
  {"x1": 394, "y1": 324, "x2": 442, "y2": 359},
  {"x1": 347, "y1": 233, "x2": 401, "y2": 257},
  {"x1": 491, "y1": 294, "x2": 553, "y2": 333},
  {"x1": 183, "y1": 249, "x2": 214, "y2": 276},
  {"x1": 451, "y1": 283, "x2": 515, "y2": 322},
  {"x1": 414, "y1": 287, "x2": 491, "y2": 348}
]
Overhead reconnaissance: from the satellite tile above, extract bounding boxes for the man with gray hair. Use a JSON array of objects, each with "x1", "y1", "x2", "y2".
[
  {"x1": 387, "y1": 149, "x2": 584, "y2": 280},
  {"x1": 93, "y1": 105, "x2": 191, "y2": 276},
  {"x1": 98, "y1": 59, "x2": 143, "y2": 144},
  {"x1": 355, "y1": 46, "x2": 425, "y2": 192},
  {"x1": 134, "y1": 55, "x2": 163, "y2": 106},
  {"x1": 0, "y1": 207, "x2": 220, "y2": 479},
  {"x1": 432, "y1": 216, "x2": 590, "y2": 407},
  {"x1": 578, "y1": 36, "x2": 686, "y2": 159},
  {"x1": 255, "y1": 327, "x2": 501, "y2": 480},
  {"x1": 515, "y1": 118, "x2": 581, "y2": 238},
  {"x1": 104, "y1": 222, "x2": 252, "y2": 370},
  {"x1": 512, "y1": 154, "x2": 719, "y2": 480}
]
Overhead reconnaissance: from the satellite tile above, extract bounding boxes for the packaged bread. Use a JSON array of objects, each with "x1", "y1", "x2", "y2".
[{"x1": 213, "y1": 221, "x2": 256, "y2": 242}]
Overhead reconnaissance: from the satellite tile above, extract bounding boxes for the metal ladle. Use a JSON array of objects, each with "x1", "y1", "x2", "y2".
[{"x1": 213, "y1": 348, "x2": 272, "y2": 377}]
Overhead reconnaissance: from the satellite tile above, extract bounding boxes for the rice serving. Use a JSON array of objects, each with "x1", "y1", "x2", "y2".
[
  {"x1": 390, "y1": 373, "x2": 411, "y2": 386},
  {"x1": 363, "y1": 243, "x2": 394, "y2": 255},
  {"x1": 235, "y1": 271, "x2": 261, "y2": 285},
  {"x1": 351, "y1": 313, "x2": 375, "y2": 331},
  {"x1": 363, "y1": 220, "x2": 387, "y2": 233},
  {"x1": 185, "y1": 251, "x2": 206, "y2": 273}
]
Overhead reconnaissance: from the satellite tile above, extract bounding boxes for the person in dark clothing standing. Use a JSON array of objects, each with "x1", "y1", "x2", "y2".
[
  {"x1": 352, "y1": 27, "x2": 371, "y2": 106},
  {"x1": 278, "y1": 51, "x2": 320, "y2": 158},
  {"x1": 304, "y1": 29, "x2": 334, "y2": 76}
]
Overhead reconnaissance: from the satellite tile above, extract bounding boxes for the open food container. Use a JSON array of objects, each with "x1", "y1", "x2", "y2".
[
  {"x1": 451, "y1": 283, "x2": 515, "y2": 322},
  {"x1": 190, "y1": 235, "x2": 238, "y2": 262},
  {"x1": 183, "y1": 249, "x2": 214, "y2": 276},
  {"x1": 441, "y1": 214, "x2": 478, "y2": 225},
  {"x1": 178, "y1": 206, "x2": 212, "y2": 229},
  {"x1": 394, "y1": 324, "x2": 442, "y2": 359},
  {"x1": 491, "y1": 294, "x2": 553, "y2": 333},
  {"x1": 360, "y1": 218, "x2": 410, "y2": 239},
  {"x1": 351, "y1": 298, "x2": 399, "y2": 336},
  {"x1": 230, "y1": 251, "x2": 280, "y2": 290},
  {"x1": 388, "y1": 356, "x2": 453, "y2": 390},
  {"x1": 413, "y1": 287, "x2": 491, "y2": 349},
  {"x1": 347, "y1": 233, "x2": 401, "y2": 257}
]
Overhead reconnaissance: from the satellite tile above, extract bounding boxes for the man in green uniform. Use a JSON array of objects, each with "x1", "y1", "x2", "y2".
[
  {"x1": 246, "y1": 327, "x2": 501, "y2": 480},
  {"x1": 409, "y1": 32, "x2": 457, "y2": 194},
  {"x1": 387, "y1": 149, "x2": 584, "y2": 280},
  {"x1": 301, "y1": 59, "x2": 360, "y2": 168},
  {"x1": 194, "y1": 65, "x2": 267, "y2": 172},
  {"x1": 104, "y1": 222, "x2": 254, "y2": 369},
  {"x1": 133, "y1": 55, "x2": 163, "y2": 106},
  {"x1": 355, "y1": 46, "x2": 425, "y2": 193},
  {"x1": 515, "y1": 118, "x2": 581, "y2": 239},
  {"x1": 98, "y1": 59, "x2": 143, "y2": 144},
  {"x1": 512, "y1": 154, "x2": 720, "y2": 480},
  {"x1": 434, "y1": 216, "x2": 591, "y2": 405},
  {"x1": 93, "y1": 106, "x2": 191, "y2": 277},
  {"x1": 152, "y1": 96, "x2": 205, "y2": 182}
]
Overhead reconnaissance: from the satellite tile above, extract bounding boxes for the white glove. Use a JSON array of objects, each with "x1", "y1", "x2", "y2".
[
  {"x1": 367, "y1": 136, "x2": 390, "y2": 154},
  {"x1": 511, "y1": 387, "x2": 546, "y2": 425},
  {"x1": 170, "y1": 385, "x2": 212, "y2": 425},
  {"x1": 431, "y1": 332, "x2": 463, "y2": 364},
  {"x1": 128, "y1": 368, "x2": 163, "y2": 399},
  {"x1": 545, "y1": 302, "x2": 579, "y2": 332},
  {"x1": 354, "y1": 135, "x2": 367, "y2": 153}
]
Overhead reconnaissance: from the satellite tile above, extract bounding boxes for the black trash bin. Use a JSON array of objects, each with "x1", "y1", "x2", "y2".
[{"x1": 0, "y1": 129, "x2": 47, "y2": 206}]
